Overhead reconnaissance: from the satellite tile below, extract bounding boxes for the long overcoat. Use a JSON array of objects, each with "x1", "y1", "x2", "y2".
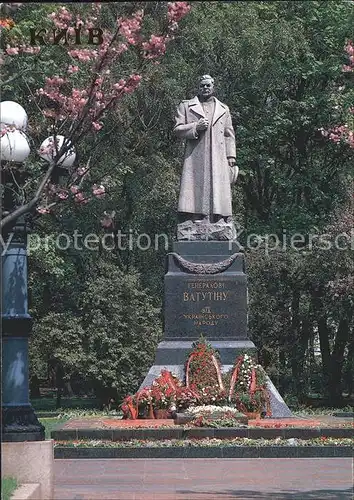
[{"x1": 174, "y1": 96, "x2": 236, "y2": 217}]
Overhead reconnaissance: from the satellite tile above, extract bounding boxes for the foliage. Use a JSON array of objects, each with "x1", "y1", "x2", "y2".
[
  {"x1": 29, "y1": 258, "x2": 161, "y2": 404},
  {"x1": 247, "y1": 193, "x2": 354, "y2": 404},
  {"x1": 56, "y1": 409, "x2": 122, "y2": 419},
  {"x1": 30, "y1": 312, "x2": 86, "y2": 382},
  {"x1": 321, "y1": 40, "x2": 354, "y2": 148},
  {"x1": 1, "y1": 477, "x2": 18, "y2": 500},
  {"x1": 292, "y1": 405, "x2": 354, "y2": 416},
  {"x1": 0, "y1": 2, "x2": 191, "y2": 228},
  {"x1": 80, "y1": 260, "x2": 161, "y2": 402},
  {"x1": 31, "y1": 399, "x2": 100, "y2": 412}
]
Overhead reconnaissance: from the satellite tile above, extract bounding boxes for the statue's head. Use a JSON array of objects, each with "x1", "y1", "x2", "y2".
[{"x1": 197, "y1": 74, "x2": 214, "y2": 99}]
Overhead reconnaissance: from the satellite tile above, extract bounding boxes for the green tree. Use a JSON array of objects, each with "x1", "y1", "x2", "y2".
[
  {"x1": 30, "y1": 312, "x2": 86, "y2": 406},
  {"x1": 79, "y1": 260, "x2": 161, "y2": 403}
]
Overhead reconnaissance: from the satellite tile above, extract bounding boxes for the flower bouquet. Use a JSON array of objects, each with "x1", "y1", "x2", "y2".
[
  {"x1": 233, "y1": 391, "x2": 266, "y2": 418},
  {"x1": 121, "y1": 395, "x2": 138, "y2": 420},
  {"x1": 228, "y1": 354, "x2": 271, "y2": 419},
  {"x1": 151, "y1": 385, "x2": 175, "y2": 418},
  {"x1": 185, "y1": 405, "x2": 247, "y2": 426},
  {"x1": 175, "y1": 385, "x2": 199, "y2": 411},
  {"x1": 185, "y1": 337, "x2": 225, "y2": 405},
  {"x1": 121, "y1": 341, "x2": 273, "y2": 423},
  {"x1": 136, "y1": 387, "x2": 154, "y2": 419},
  {"x1": 197, "y1": 385, "x2": 228, "y2": 406},
  {"x1": 150, "y1": 369, "x2": 181, "y2": 418}
]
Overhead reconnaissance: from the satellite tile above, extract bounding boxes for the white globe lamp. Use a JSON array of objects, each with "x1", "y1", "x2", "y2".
[
  {"x1": 1, "y1": 129, "x2": 30, "y2": 162},
  {"x1": 0, "y1": 101, "x2": 28, "y2": 130},
  {"x1": 39, "y1": 135, "x2": 76, "y2": 167}
]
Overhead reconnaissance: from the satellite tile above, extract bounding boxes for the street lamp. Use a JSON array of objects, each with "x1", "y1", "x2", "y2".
[{"x1": 1, "y1": 101, "x2": 75, "y2": 441}]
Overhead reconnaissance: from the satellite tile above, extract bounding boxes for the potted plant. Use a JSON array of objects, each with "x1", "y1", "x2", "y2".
[
  {"x1": 151, "y1": 385, "x2": 175, "y2": 418},
  {"x1": 233, "y1": 390, "x2": 266, "y2": 419}
]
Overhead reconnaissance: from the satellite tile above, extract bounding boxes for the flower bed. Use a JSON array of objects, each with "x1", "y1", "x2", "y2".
[{"x1": 54, "y1": 437, "x2": 354, "y2": 448}]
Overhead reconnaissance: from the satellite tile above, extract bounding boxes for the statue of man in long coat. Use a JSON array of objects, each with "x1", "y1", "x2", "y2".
[{"x1": 174, "y1": 75, "x2": 238, "y2": 224}]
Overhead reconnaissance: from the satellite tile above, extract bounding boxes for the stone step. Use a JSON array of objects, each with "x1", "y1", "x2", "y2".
[{"x1": 54, "y1": 445, "x2": 353, "y2": 459}]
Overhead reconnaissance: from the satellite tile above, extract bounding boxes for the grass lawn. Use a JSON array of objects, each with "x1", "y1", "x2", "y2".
[
  {"x1": 39, "y1": 417, "x2": 69, "y2": 439},
  {"x1": 1, "y1": 476, "x2": 18, "y2": 500}
]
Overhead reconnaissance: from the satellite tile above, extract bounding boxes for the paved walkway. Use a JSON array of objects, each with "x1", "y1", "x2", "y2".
[{"x1": 54, "y1": 458, "x2": 353, "y2": 499}]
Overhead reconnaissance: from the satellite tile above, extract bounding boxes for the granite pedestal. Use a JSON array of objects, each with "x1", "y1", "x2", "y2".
[{"x1": 141, "y1": 241, "x2": 291, "y2": 417}]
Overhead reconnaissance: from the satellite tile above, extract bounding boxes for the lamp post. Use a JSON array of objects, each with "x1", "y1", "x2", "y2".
[
  {"x1": 2, "y1": 216, "x2": 45, "y2": 441},
  {"x1": 1, "y1": 101, "x2": 75, "y2": 441}
]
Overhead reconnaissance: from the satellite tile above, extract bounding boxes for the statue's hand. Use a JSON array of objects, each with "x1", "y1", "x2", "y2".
[
  {"x1": 196, "y1": 118, "x2": 209, "y2": 131},
  {"x1": 229, "y1": 164, "x2": 239, "y2": 185}
]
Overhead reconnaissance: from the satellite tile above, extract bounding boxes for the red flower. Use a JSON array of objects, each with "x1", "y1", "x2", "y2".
[{"x1": 0, "y1": 18, "x2": 15, "y2": 29}]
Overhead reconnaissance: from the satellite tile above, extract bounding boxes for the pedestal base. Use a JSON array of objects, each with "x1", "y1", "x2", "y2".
[
  {"x1": 2, "y1": 404, "x2": 45, "y2": 442},
  {"x1": 142, "y1": 240, "x2": 292, "y2": 418}
]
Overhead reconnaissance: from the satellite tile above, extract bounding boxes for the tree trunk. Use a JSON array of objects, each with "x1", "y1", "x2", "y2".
[
  {"x1": 328, "y1": 318, "x2": 350, "y2": 406},
  {"x1": 56, "y1": 388, "x2": 62, "y2": 410},
  {"x1": 64, "y1": 380, "x2": 75, "y2": 397},
  {"x1": 344, "y1": 327, "x2": 354, "y2": 397},
  {"x1": 55, "y1": 363, "x2": 65, "y2": 409},
  {"x1": 289, "y1": 290, "x2": 302, "y2": 398},
  {"x1": 311, "y1": 290, "x2": 331, "y2": 398},
  {"x1": 278, "y1": 349, "x2": 286, "y2": 393},
  {"x1": 296, "y1": 316, "x2": 312, "y2": 404},
  {"x1": 29, "y1": 375, "x2": 41, "y2": 399}
]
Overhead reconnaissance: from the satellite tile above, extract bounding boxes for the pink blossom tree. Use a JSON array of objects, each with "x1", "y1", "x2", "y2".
[
  {"x1": 320, "y1": 40, "x2": 354, "y2": 148},
  {"x1": 0, "y1": 2, "x2": 191, "y2": 232}
]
